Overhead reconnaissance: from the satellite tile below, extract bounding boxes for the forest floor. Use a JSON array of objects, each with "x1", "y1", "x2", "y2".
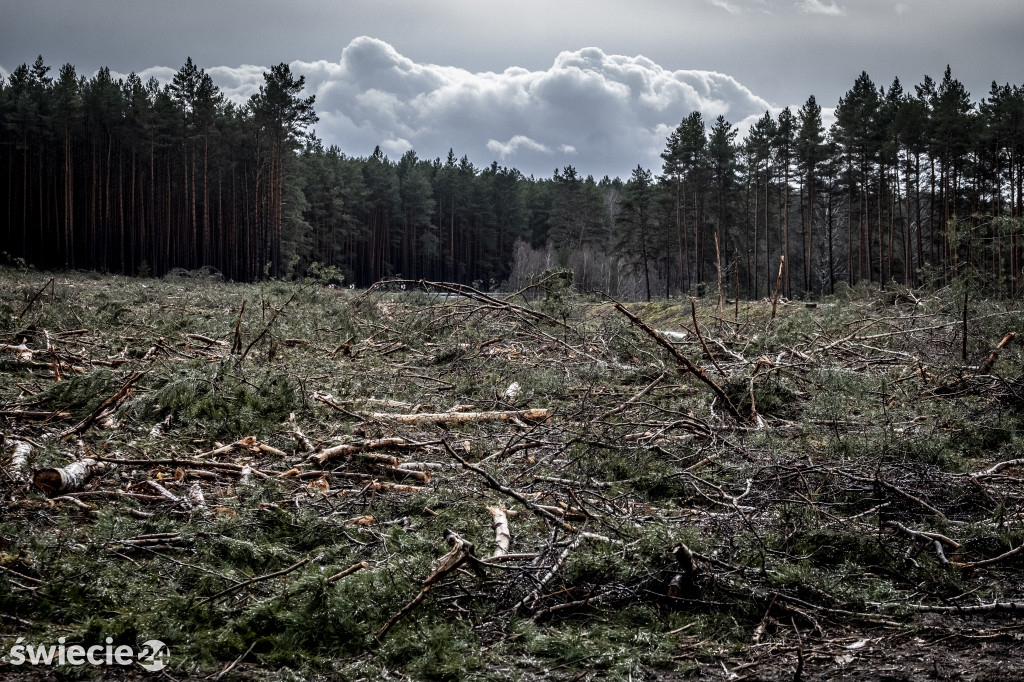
[{"x1": 2, "y1": 267, "x2": 1024, "y2": 681}]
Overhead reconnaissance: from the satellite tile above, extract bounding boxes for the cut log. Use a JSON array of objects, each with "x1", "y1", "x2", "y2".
[
  {"x1": 33, "y1": 458, "x2": 110, "y2": 496},
  {"x1": 487, "y1": 506, "x2": 512, "y2": 557},
  {"x1": 186, "y1": 482, "x2": 207, "y2": 508},
  {"x1": 372, "y1": 464, "x2": 430, "y2": 483}
]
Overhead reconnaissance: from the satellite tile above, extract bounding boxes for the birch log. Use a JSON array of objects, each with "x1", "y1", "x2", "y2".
[
  {"x1": 487, "y1": 506, "x2": 512, "y2": 558},
  {"x1": 8, "y1": 440, "x2": 32, "y2": 482},
  {"x1": 33, "y1": 458, "x2": 110, "y2": 496}
]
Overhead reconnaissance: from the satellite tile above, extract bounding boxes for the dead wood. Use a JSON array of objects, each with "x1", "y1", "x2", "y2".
[
  {"x1": 889, "y1": 600, "x2": 1024, "y2": 614},
  {"x1": 442, "y1": 440, "x2": 571, "y2": 530},
  {"x1": 512, "y1": 532, "x2": 613, "y2": 613},
  {"x1": 93, "y1": 455, "x2": 266, "y2": 477},
  {"x1": 487, "y1": 506, "x2": 512, "y2": 557},
  {"x1": 612, "y1": 302, "x2": 744, "y2": 421},
  {"x1": 884, "y1": 521, "x2": 960, "y2": 566},
  {"x1": 0, "y1": 343, "x2": 35, "y2": 362},
  {"x1": 198, "y1": 556, "x2": 312, "y2": 606},
  {"x1": 978, "y1": 332, "x2": 1016, "y2": 374},
  {"x1": 955, "y1": 543, "x2": 1024, "y2": 570},
  {"x1": 413, "y1": 279, "x2": 567, "y2": 328},
  {"x1": 235, "y1": 290, "x2": 299, "y2": 365},
  {"x1": 33, "y1": 457, "x2": 110, "y2": 496},
  {"x1": 327, "y1": 560, "x2": 370, "y2": 583},
  {"x1": 7, "y1": 439, "x2": 32, "y2": 482},
  {"x1": 375, "y1": 529, "x2": 480, "y2": 642},
  {"x1": 231, "y1": 299, "x2": 246, "y2": 354},
  {"x1": 17, "y1": 276, "x2": 54, "y2": 320},
  {"x1": 0, "y1": 409, "x2": 71, "y2": 420},
  {"x1": 146, "y1": 480, "x2": 180, "y2": 502},
  {"x1": 768, "y1": 255, "x2": 785, "y2": 329},
  {"x1": 185, "y1": 333, "x2": 227, "y2": 347},
  {"x1": 308, "y1": 437, "x2": 438, "y2": 466},
  {"x1": 876, "y1": 477, "x2": 948, "y2": 522},
  {"x1": 58, "y1": 370, "x2": 147, "y2": 439},
  {"x1": 974, "y1": 458, "x2": 1024, "y2": 476},
  {"x1": 365, "y1": 408, "x2": 551, "y2": 426},
  {"x1": 691, "y1": 297, "x2": 726, "y2": 377}
]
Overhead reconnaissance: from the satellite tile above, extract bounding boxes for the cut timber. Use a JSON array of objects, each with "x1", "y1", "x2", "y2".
[
  {"x1": 33, "y1": 458, "x2": 110, "y2": 496},
  {"x1": 367, "y1": 408, "x2": 551, "y2": 426},
  {"x1": 487, "y1": 506, "x2": 512, "y2": 557},
  {"x1": 0, "y1": 343, "x2": 35, "y2": 362}
]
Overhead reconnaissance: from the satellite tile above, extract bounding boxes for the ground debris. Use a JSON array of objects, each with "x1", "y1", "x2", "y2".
[{"x1": 2, "y1": 271, "x2": 1024, "y2": 679}]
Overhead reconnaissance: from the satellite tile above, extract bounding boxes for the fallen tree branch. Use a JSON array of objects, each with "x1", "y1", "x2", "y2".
[
  {"x1": 414, "y1": 279, "x2": 567, "y2": 328},
  {"x1": 442, "y1": 441, "x2": 571, "y2": 530},
  {"x1": 691, "y1": 297, "x2": 726, "y2": 377},
  {"x1": 59, "y1": 370, "x2": 148, "y2": 439},
  {"x1": 512, "y1": 533, "x2": 612, "y2": 613},
  {"x1": 366, "y1": 408, "x2": 551, "y2": 426},
  {"x1": 974, "y1": 458, "x2": 1024, "y2": 477},
  {"x1": 955, "y1": 543, "x2": 1024, "y2": 570},
  {"x1": 880, "y1": 600, "x2": 1024, "y2": 614},
  {"x1": 235, "y1": 290, "x2": 300, "y2": 366},
  {"x1": 198, "y1": 556, "x2": 312, "y2": 606},
  {"x1": 612, "y1": 302, "x2": 744, "y2": 421},
  {"x1": 308, "y1": 437, "x2": 439, "y2": 466},
  {"x1": 876, "y1": 478, "x2": 948, "y2": 522},
  {"x1": 327, "y1": 560, "x2": 370, "y2": 583},
  {"x1": 17, "y1": 276, "x2": 54, "y2": 320},
  {"x1": 978, "y1": 332, "x2": 1016, "y2": 374},
  {"x1": 375, "y1": 530, "x2": 478, "y2": 642}
]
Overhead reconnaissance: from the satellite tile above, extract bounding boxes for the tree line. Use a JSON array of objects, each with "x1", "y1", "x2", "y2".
[{"x1": 2, "y1": 57, "x2": 1022, "y2": 298}]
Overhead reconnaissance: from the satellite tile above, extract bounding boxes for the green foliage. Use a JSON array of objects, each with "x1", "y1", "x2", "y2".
[
  {"x1": 135, "y1": 363, "x2": 295, "y2": 440},
  {"x1": 34, "y1": 368, "x2": 123, "y2": 419}
]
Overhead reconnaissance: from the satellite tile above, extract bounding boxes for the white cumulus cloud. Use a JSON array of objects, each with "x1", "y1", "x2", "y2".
[
  {"x1": 118, "y1": 37, "x2": 777, "y2": 179},
  {"x1": 296, "y1": 38, "x2": 774, "y2": 177}
]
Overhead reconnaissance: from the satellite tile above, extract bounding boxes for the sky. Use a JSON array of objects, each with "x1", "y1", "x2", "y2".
[{"x1": 2, "y1": 0, "x2": 1023, "y2": 179}]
